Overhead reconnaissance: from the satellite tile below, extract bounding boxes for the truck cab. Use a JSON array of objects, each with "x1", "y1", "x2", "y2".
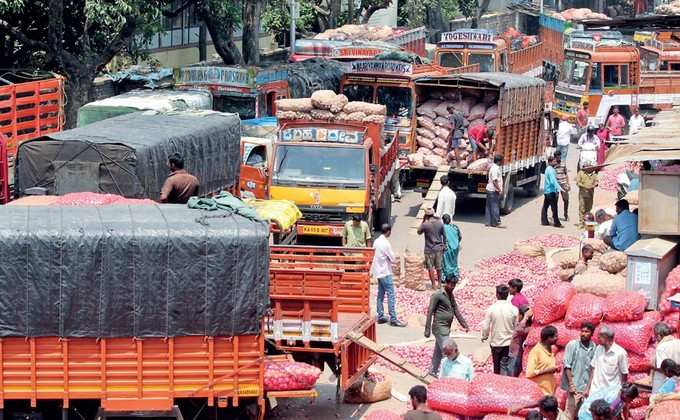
[
  {"x1": 268, "y1": 119, "x2": 397, "y2": 240},
  {"x1": 553, "y1": 32, "x2": 641, "y2": 123},
  {"x1": 435, "y1": 29, "x2": 505, "y2": 72}
]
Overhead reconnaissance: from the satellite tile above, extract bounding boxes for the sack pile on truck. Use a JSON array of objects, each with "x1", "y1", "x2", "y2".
[
  {"x1": 656, "y1": 0, "x2": 680, "y2": 15},
  {"x1": 550, "y1": 8, "x2": 609, "y2": 20},
  {"x1": 502, "y1": 27, "x2": 539, "y2": 52},
  {"x1": 314, "y1": 24, "x2": 405, "y2": 41},
  {"x1": 410, "y1": 90, "x2": 498, "y2": 168},
  {"x1": 276, "y1": 91, "x2": 386, "y2": 124}
]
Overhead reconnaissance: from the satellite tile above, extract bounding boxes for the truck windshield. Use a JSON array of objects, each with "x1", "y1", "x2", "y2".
[
  {"x1": 561, "y1": 58, "x2": 590, "y2": 89},
  {"x1": 469, "y1": 53, "x2": 495, "y2": 72},
  {"x1": 439, "y1": 51, "x2": 464, "y2": 68},
  {"x1": 273, "y1": 145, "x2": 365, "y2": 186},
  {"x1": 343, "y1": 84, "x2": 374, "y2": 102},
  {"x1": 377, "y1": 86, "x2": 412, "y2": 118}
]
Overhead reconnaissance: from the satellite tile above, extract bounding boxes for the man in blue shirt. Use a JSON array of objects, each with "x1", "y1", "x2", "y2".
[
  {"x1": 439, "y1": 338, "x2": 474, "y2": 381},
  {"x1": 604, "y1": 199, "x2": 639, "y2": 251},
  {"x1": 541, "y1": 156, "x2": 563, "y2": 228}
]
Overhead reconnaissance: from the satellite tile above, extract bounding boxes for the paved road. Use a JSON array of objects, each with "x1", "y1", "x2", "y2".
[{"x1": 269, "y1": 145, "x2": 596, "y2": 419}]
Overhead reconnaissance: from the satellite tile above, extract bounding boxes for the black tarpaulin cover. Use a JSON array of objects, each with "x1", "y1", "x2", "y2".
[
  {"x1": 0, "y1": 204, "x2": 270, "y2": 338},
  {"x1": 15, "y1": 110, "x2": 241, "y2": 199}
]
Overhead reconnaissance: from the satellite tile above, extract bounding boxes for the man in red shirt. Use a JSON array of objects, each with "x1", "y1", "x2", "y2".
[
  {"x1": 575, "y1": 102, "x2": 590, "y2": 143},
  {"x1": 606, "y1": 106, "x2": 626, "y2": 137},
  {"x1": 468, "y1": 125, "x2": 494, "y2": 160}
]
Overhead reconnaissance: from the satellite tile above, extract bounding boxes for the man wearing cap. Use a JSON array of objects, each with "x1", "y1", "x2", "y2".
[
  {"x1": 342, "y1": 215, "x2": 371, "y2": 247},
  {"x1": 418, "y1": 208, "x2": 447, "y2": 289}
]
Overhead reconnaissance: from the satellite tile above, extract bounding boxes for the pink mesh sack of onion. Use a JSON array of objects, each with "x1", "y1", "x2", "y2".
[
  {"x1": 603, "y1": 291, "x2": 647, "y2": 322},
  {"x1": 364, "y1": 409, "x2": 402, "y2": 420},
  {"x1": 263, "y1": 360, "x2": 321, "y2": 391},
  {"x1": 533, "y1": 282, "x2": 576, "y2": 324},
  {"x1": 595, "y1": 316, "x2": 656, "y2": 355},
  {"x1": 565, "y1": 293, "x2": 604, "y2": 328}
]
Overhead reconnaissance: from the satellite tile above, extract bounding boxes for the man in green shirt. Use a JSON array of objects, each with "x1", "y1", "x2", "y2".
[
  {"x1": 561, "y1": 322, "x2": 596, "y2": 419},
  {"x1": 424, "y1": 275, "x2": 469, "y2": 377},
  {"x1": 342, "y1": 215, "x2": 371, "y2": 247}
]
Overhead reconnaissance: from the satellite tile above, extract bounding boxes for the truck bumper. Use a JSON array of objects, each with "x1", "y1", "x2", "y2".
[{"x1": 296, "y1": 221, "x2": 345, "y2": 237}]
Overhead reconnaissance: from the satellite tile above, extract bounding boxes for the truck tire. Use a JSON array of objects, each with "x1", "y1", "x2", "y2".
[
  {"x1": 500, "y1": 176, "x2": 516, "y2": 215},
  {"x1": 523, "y1": 172, "x2": 542, "y2": 197},
  {"x1": 376, "y1": 198, "x2": 393, "y2": 229}
]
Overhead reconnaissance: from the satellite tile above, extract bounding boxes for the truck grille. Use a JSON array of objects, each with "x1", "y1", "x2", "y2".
[{"x1": 300, "y1": 208, "x2": 348, "y2": 222}]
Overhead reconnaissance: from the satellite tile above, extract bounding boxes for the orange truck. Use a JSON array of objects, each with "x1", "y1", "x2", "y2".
[
  {"x1": 411, "y1": 73, "x2": 547, "y2": 214},
  {"x1": 268, "y1": 118, "x2": 398, "y2": 239},
  {"x1": 433, "y1": 29, "x2": 544, "y2": 76},
  {"x1": 339, "y1": 60, "x2": 479, "y2": 158},
  {"x1": 552, "y1": 32, "x2": 680, "y2": 125},
  {"x1": 0, "y1": 72, "x2": 64, "y2": 203},
  {"x1": 0, "y1": 198, "x2": 376, "y2": 419}
]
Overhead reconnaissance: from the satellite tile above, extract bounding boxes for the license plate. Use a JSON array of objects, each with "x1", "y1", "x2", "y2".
[
  {"x1": 477, "y1": 183, "x2": 487, "y2": 193},
  {"x1": 298, "y1": 225, "x2": 332, "y2": 236}
]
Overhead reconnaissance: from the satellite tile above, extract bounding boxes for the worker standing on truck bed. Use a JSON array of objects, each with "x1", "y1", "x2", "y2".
[
  {"x1": 160, "y1": 153, "x2": 200, "y2": 204},
  {"x1": 342, "y1": 215, "x2": 371, "y2": 247},
  {"x1": 446, "y1": 105, "x2": 465, "y2": 167},
  {"x1": 468, "y1": 125, "x2": 493, "y2": 160}
]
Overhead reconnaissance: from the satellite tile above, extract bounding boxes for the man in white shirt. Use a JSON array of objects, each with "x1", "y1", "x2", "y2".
[
  {"x1": 485, "y1": 154, "x2": 503, "y2": 228},
  {"x1": 436, "y1": 175, "x2": 457, "y2": 218},
  {"x1": 586, "y1": 325, "x2": 629, "y2": 396},
  {"x1": 629, "y1": 108, "x2": 645, "y2": 135},
  {"x1": 595, "y1": 209, "x2": 614, "y2": 240},
  {"x1": 481, "y1": 284, "x2": 518, "y2": 374},
  {"x1": 372, "y1": 224, "x2": 406, "y2": 327},
  {"x1": 651, "y1": 322, "x2": 680, "y2": 392},
  {"x1": 556, "y1": 115, "x2": 575, "y2": 163}
]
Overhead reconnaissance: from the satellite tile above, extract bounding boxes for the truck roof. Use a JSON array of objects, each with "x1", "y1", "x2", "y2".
[
  {"x1": 414, "y1": 72, "x2": 546, "y2": 89},
  {"x1": 568, "y1": 45, "x2": 639, "y2": 62}
]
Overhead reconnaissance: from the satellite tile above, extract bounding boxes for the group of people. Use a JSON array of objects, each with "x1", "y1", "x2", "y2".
[{"x1": 447, "y1": 105, "x2": 495, "y2": 168}]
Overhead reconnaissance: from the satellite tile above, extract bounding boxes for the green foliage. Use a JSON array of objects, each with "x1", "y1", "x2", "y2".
[
  {"x1": 398, "y1": 0, "x2": 463, "y2": 26},
  {"x1": 457, "y1": 0, "x2": 476, "y2": 18},
  {"x1": 262, "y1": 0, "x2": 315, "y2": 44}
]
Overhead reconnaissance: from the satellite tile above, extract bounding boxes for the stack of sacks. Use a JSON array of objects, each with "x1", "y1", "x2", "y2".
[
  {"x1": 410, "y1": 90, "x2": 498, "y2": 168},
  {"x1": 524, "y1": 284, "x2": 659, "y2": 416},
  {"x1": 657, "y1": 265, "x2": 680, "y2": 331},
  {"x1": 313, "y1": 24, "x2": 404, "y2": 42},
  {"x1": 275, "y1": 91, "x2": 386, "y2": 124},
  {"x1": 550, "y1": 8, "x2": 609, "y2": 20},
  {"x1": 502, "y1": 27, "x2": 539, "y2": 51}
]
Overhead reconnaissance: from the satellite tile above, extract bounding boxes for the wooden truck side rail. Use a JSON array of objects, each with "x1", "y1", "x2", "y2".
[
  {"x1": 640, "y1": 72, "x2": 680, "y2": 95},
  {"x1": 0, "y1": 75, "x2": 64, "y2": 156},
  {"x1": 0, "y1": 335, "x2": 265, "y2": 412},
  {"x1": 0, "y1": 134, "x2": 8, "y2": 204},
  {"x1": 267, "y1": 245, "x2": 376, "y2": 391},
  {"x1": 509, "y1": 42, "x2": 544, "y2": 75},
  {"x1": 386, "y1": 26, "x2": 427, "y2": 57}
]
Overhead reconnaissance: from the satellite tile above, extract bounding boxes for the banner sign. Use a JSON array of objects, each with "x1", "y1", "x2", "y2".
[
  {"x1": 440, "y1": 29, "x2": 494, "y2": 43},
  {"x1": 349, "y1": 60, "x2": 413, "y2": 75},
  {"x1": 178, "y1": 66, "x2": 253, "y2": 88}
]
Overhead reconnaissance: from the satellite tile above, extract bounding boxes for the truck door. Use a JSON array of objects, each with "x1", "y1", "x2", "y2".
[{"x1": 240, "y1": 141, "x2": 269, "y2": 199}]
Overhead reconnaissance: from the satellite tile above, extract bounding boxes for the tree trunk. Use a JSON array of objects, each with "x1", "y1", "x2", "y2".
[
  {"x1": 201, "y1": 12, "x2": 243, "y2": 65},
  {"x1": 199, "y1": 22, "x2": 207, "y2": 61},
  {"x1": 426, "y1": 4, "x2": 448, "y2": 33},
  {"x1": 242, "y1": 0, "x2": 262, "y2": 65},
  {"x1": 328, "y1": 0, "x2": 341, "y2": 28},
  {"x1": 62, "y1": 68, "x2": 96, "y2": 129}
]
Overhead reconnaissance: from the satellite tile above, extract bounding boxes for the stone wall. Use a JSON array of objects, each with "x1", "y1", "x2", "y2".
[{"x1": 447, "y1": 11, "x2": 526, "y2": 34}]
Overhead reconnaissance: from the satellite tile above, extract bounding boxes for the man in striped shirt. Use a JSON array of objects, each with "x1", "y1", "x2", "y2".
[{"x1": 554, "y1": 151, "x2": 570, "y2": 222}]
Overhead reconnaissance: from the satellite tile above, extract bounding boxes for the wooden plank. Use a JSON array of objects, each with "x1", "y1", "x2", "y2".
[{"x1": 346, "y1": 331, "x2": 437, "y2": 385}]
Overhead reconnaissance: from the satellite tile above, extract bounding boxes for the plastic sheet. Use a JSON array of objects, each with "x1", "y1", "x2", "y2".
[
  {"x1": 533, "y1": 282, "x2": 576, "y2": 324},
  {"x1": 603, "y1": 291, "x2": 647, "y2": 322},
  {"x1": 0, "y1": 204, "x2": 270, "y2": 338},
  {"x1": 263, "y1": 360, "x2": 322, "y2": 391},
  {"x1": 565, "y1": 293, "x2": 604, "y2": 328},
  {"x1": 482, "y1": 415, "x2": 524, "y2": 420}
]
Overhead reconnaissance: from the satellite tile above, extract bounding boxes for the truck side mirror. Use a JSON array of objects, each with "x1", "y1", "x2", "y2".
[{"x1": 370, "y1": 164, "x2": 378, "y2": 174}]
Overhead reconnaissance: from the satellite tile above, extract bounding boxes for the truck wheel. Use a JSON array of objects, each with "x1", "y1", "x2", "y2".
[
  {"x1": 523, "y1": 172, "x2": 542, "y2": 197},
  {"x1": 500, "y1": 185, "x2": 515, "y2": 215},
  {"x1": 375, "y1": 199, "x2": 393, "y2": 229}
]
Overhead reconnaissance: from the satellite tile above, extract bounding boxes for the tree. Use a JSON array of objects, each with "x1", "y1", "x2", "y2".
[
  {"x1": 242, "y1": 0, "x2": 262, "y2": 65},
  {"x1": 0, "y1": 0, "x2": 165, "y2": 128}
]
